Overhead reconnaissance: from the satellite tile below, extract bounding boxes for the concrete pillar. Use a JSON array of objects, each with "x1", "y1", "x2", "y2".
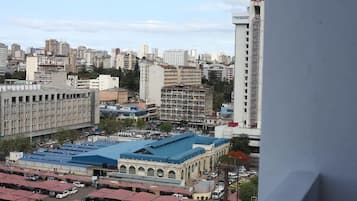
[{"x1": 259, "y1": 0, "x2": 357, "y2": 200}]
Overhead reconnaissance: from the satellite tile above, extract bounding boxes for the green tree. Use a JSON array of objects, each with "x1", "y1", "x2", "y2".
[
  {"x1": 55, "y1": 129, "x2": 78, "y2": 145},
  {"x1": 98, "y1": 117, "x2": 123, "y2": 135},
  {"x1": 230, "y1": 135, "x2": 251, "y2": 154},
  {"x1": 160, "y1": 122, "x2": 173, "y2": 134},
  {"x1": 240, "y1": 176, "x2": 258, "y2": 201},
  {"x1": 122, "y1": 119, "x2": 134, "y2": 129},
  {"x1": 136, "y1": 119, "x2": 146, "y2": 129},
  {"x1": 0, "y1": 137, "x2": 34, "y2": 159}
]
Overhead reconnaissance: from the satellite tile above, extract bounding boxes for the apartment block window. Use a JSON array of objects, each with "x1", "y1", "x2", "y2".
[
  {"x1": 32, "y1": 96, "x2": 36, "y2": 102},
  {"x1": 19, "y1": 96, "x2": 23, "y2": 102},
  {"x1": 245, "y1": 70, "x2": 248, "y2": 74},
  {"x1": 246, "y1": 57, "x2": 248, "y2": 61},
  {"x1": 246, "y1": 24, "x2": 249, "y2": 29},
  {"x1": 245, "y1": 76, "x2": 248, "y2": 81},
  {"x1": 246, "y1": 44, "x2": 249, "y2": 49},
  {"x1": 244, "y1": 108, "x2": 247, "y2": 112},
  {"x1": 246, "y1": 37, "x2": 249, "y2": 42},
  {"x1": 12, "y1": 97, "x2": 16, "y2": 103},
  {"x1": 26, "y1": 96, "x2": 29, "y2": 102},
  {"x1": 246, "y1": 51, "x2": 249, "y2": 55}
]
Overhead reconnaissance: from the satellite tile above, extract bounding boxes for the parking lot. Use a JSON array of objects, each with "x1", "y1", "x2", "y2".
[{"x1": 44, "y1": 186, "x2": 95, "y2": 201}]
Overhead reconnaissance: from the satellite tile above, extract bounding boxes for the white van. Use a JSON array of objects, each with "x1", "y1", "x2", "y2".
[{"x1": 212, "y1": 186, "x2": 224, "y2": 200}]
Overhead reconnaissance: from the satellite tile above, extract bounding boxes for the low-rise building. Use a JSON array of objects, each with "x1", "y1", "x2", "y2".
[
  {"x1": 160, "y1": 85, "x2": 213, "y2": 125},
  {"x1": 99, "y1": 88, "x2": 129, "y2": 104},
  {"x1": 76, "y1": 75, "x2": 119, "y2": 91},
  {"x1": 117, "y1": 133, "x2": 230, "y2": 185},
  {"x1": 0, "y1": 84, "x2": 99, "y2": 139}
]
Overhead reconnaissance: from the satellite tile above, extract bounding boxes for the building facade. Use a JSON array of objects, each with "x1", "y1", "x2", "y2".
[
  {"x1": 76, "y1": 75, "x2": 119, "y2": 91},
  {"x1": 0, "y1": 43, "x2": 7, "y2": 76},
  {"x1": 0, "y1": 84, "x2": 99, "y2": 138},
  {"x1": 203, "y1": 64, "x2": 234, "y2": 82},
  {"x1": 160, "y1": 85, "x2": 213, "y2": 124},
  {"x1": 232, "y1": 0, "x2": 264, "y2": 128},
  {"x1": 117, "y1": 133, "x2": 229, "y2": 185},
  {"x1": 163, "y1": 50, "x2": 189, "y2": 66},
  {"x1": 139, "y1": 61, "x2": 201, "y2": 106},
  {"x1": 26, "y1": 55, "x2": 70, "y2": 81},
  {"x1": 99, "y1": 88, "x2": 129, "y2": 104},
  {"x1": 116, "y1": 52, "x2": 137, "y2": 70}
]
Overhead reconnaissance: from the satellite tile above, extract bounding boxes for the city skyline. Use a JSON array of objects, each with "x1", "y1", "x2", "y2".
[{"x1": 0, "y1": 0, "x2": 249, "y2": 55}]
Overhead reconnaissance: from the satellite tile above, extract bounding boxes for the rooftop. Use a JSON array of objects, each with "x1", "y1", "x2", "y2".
[{"x1": 120, "y1": 133, "x2": 229, "y2": 164}]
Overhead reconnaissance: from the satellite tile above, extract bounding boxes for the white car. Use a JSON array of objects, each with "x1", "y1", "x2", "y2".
[
  {"x1": 69, "y1": 188, "x2": 78, "y2": 195},
  {"x1": 210, "y1": 172, "x2": 218, "y2": 178},
  {"x1": 73, "y1": 181, "x2": 85, "y2": 188},
  {"x1": 56, "y1": 190, "x2": 69, "y2": 199}
]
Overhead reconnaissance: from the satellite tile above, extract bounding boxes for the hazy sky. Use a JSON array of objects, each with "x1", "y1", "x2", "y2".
[{"x1": 0, "y1": 0, "x2": 249, "y2": 55}]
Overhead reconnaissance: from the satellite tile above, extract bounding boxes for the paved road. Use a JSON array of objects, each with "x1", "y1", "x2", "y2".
[{"x1": 44, "y1": 186, "x2": 95, "y2": 201}]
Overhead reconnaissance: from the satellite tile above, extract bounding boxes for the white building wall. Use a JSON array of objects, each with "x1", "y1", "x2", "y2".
[
  {"x1": 232, "y1": 0, "x2": 264, "y2": 128},
  {"x1": 0, "y1": 43, "x2": 7, "y2": 75},
  {"x1": 163, "y1": 50, "x2": 188, "y2": 66},
  {"x1": 25, "y1": 56, "x2": 38, "y2": 81}
]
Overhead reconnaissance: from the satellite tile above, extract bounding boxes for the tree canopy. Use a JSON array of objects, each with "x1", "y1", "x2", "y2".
[
  {"x1": 240, "y1": 176, "x2": 258, "y2": 201},
  {"x1": 160, "y1": 122, "x2": 173, "y2": 134},
  {"x1": 0, "y1": 137, "x2": 34, "y2": 160},
  {"x1": 230, "y1": 134, "x2": 251, "y2": 154},
  {"x1": 202, "y1": 78, "x2": 233, "y2": 111}
]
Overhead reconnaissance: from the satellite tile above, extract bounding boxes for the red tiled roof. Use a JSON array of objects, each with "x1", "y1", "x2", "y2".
[
  {"x1": 88, "y1": 188, "x2": 197, "y2": 201},
  {"x1": 0, "y1": 172, "x2": 74, "y2": 192},
  {"x1": 88, "y1": 188, "x2": 136, "y2": 200},
  {"x1": 127, "y1": 192, "x2": 159, "y2": 201},
  {"x1": 0, "y1": 165, "x2": 92, "y2": 183},
  {"x1": 98, "y1": 179, "x2": 192, "y2": 196}
]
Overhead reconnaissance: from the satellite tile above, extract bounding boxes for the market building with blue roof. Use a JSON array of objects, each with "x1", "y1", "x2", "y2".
[
  {"x1": 16, "y1": 133, "x2": 229, "y2": 184},
  {"x1": 116, "y1": 133, "x2": 230, "y2": 184}
]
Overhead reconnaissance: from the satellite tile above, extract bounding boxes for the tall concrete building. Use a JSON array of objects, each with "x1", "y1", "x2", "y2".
[
  {"x1": 139, "y1": 61, "x2": 201, "y2": 106},
  {"x1": 152, "y1": 48, "x2": 158, "y2": 58},
  {"x1": 45, "y1": 39, "x2": 59, "y2": 55},
  {"x1": 0, "y1": 43, "x2": 7, "y2": 75},
  {"x1": 10, "y1": 43, "x2": 21, "y2": 58},
  {"x1": 232, "y1": 0, "x2": 264, "y2": 128},
  {"x1": 115, "y1": 52, "x2": 137, "y2": 70},
  {"x1": 163, "y1": 49, "x2": 189, "y2": 66},
  {"x1": 57, "y1": 42, "x2": 70, "y2": 56},
  {"x1": 0, "y1": 84, "x2": 99, "y2": 139},
  {"x1": 111, "y1": 48, "x2": 120, "y2": 68},
  {"x1": 26, "y1": 55, "x2": 69, "y2": 81},
  {"x1": 139, "y1": 44, "x2": 149, "y2": 58},
  {"x1": 160, "y1": 85, "x2": 213, "y2": 124}
]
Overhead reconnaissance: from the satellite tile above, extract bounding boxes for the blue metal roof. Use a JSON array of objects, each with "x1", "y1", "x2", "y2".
[
  {"x1": 20, "y1": 141, "x2": 117, "y2": 168},
  {"x1": 71, "y1": 140, "x2": 154, "y2": 167},
  {"x1": 120, "y1": 133, "x2": 229, "y2": 164}
]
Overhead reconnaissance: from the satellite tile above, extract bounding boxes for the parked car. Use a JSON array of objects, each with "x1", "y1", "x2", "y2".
[
  {"x1": 56, "y1": 190, "x2": 69, "y2": 199},
  {"x1": 210, "y1": 172, "x2": 218, "y2": 178},
  {"x1": 69, "y1": 187, "x2": 78, "y2": 195},
  {"x1": 25, "y1": 175, "x2": 40, "y2": 181},
  {"x1": 73, "y1": 181, "x2": 85, "y2": 188}
]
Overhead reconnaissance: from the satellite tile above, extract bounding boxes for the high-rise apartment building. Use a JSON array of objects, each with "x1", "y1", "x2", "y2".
[
  {"x1": 0, "y1": 43, "x2": 7, "y2": 75},
  {"x1": 10, "y1": 43, "x2": 21, "y2": 58},
  {"x1": 139, "y1": 44, "x2": 149, "y2": 58},
  {"x1": 163, "y1": 49, "x2": 189, "y2": 66},
  {"x1": 115, "y1": 52, "x2": 137, "y2": 70},
  {"x1": 57, "y1": 42, "x2": 70, "y2": 56},
  {"x1": 26, "y1": 55, "x2": 69, "y2": 81},
  {"x1": 160, "y1": 85, "x2": 213, "y2": 124},
  {"x1": 0, "y1": 84, "x2": 99, "y2": 138},
  {"x1": 139, "y1": 60, "x2": 201, "y2": 106},
  {"x1": 152, "y1": 48, "x2": 158, "y2": 58},
  {"x1": 232, "y1": 0, "x2": 264, "y2": 128},
  {"x1": 111, "y1": 48, "x2": 120, "y2": 68},
  {"x1": 45, "y1": 39, "x2": 59, "y2": 55}
]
